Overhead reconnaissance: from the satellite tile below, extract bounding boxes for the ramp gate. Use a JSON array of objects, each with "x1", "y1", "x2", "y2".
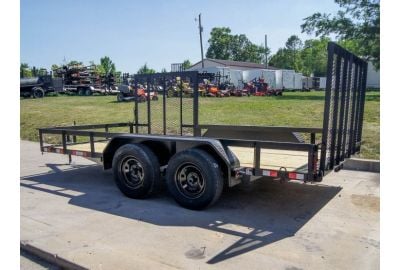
[{"x1": 319, "y1": 42, "x2": 368, "y2": 174}]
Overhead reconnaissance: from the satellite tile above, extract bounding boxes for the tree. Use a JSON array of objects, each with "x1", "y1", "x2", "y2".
[
  {"x1": 137, "y1": 63, "x2": 156, "y2": 74},
  {"x1": 301, "y1": 0, "x2": 380, "y2": 68},
  {"x1": 31, "y1": 66, "x2": 38, "y2": 77},
  {"x1": 51, "y1": 64, "x2": 60, "y2": 71},
  {"x1": 206, "y1": 27, "x2": 232, "y2": 60},
  {"x1": 269, "y1": 35, "x2": 304, "y2": 71},
  {"x1": 38, "y1": 68, "x2": 48, "y2": 76},
  {"x1": 20, "y1": 63, "x2": 32, "y2": 78},
  {"x1": 67, "y1": 60, "x2": 83, "y2": 66},
  {"x1": 160, "y1": 68, "x2": 168, "y2": 73},
  {"x1": 206, "y1": 27, "x2": 268, "y2": 64},
  {"x1": 99, "y1": 56, "x2": 116, "y2": 75},
  {"x1": 301, "y1": 37, "x2": 330, "y2": 76},
  {"x1": 269, "y1": 48, "x2": 293, "y2": 70},
  {"x1": 269, "y1": 36, "x2": 330, "y2": 76},
  {"x1": 285, "y1": 35, "x2": 303, "y2": 71},
  {"x1": 182, "y1": 60, "x2": 191, "y2": 70}
]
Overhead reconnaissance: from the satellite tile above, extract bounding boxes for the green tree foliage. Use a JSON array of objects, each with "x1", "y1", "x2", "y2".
[
  {"x1": 269, "y1": 35, "x2": 304, "y2": 72},
  {"x1": 38, "y1": 68, "x2": 48, "y2": 76},
  {"x1": 137, "y1": 63, "x2": 156, "y2": 74},
  {"x1": 182, "y1": 60, "x2": 191, "y2": 70},
  {"x1": 31, "y1": 66, "x2": 38, "y2": 77},
  {"x1": 51, "y1": 64, "x2": 60, "y2": 71},
  {"x1": 67, "y1": 60, "x2": 83, "y2": 66},
  {"x1": 269, "y1": 49, "x2": 293, "y2": 70},
  {"x1": 301, "y1": 37, "x2": 330, "y2": 76},
  {"x1": 20, "y1": 63, "x2": 32, "y2": 78},
  {"x1": 206, "y1": 27, "x2": 232, "y2": 60},
  {"x1": 206, "y1": 27, "x2": 268, "y2": 64},
  {"x1": 301, "y1": 0, "x2": 380, "y2": 68},
  {"x1": 99, "y1": 56, "x2": 116, "y2": 75},
  {"x1": 269, "y1": 36, "x2": 331, "y2": 76},
  {"x1": 285, "y1": 35, "x2": 303, "y2": 71}
]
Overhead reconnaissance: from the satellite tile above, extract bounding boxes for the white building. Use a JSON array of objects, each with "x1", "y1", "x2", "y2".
[
  {"x1": 367, "y1": 61, "x2": 380, "y2": 89},
  {"x1": 187, "y1": 59, "x2": 283, "y2": 88},
  {"x1": 187, "y1": 58, "x2": 277, "y2": 71},
  {"x1": 187, "y1": 58, "x2": 379, "y2": 90}
]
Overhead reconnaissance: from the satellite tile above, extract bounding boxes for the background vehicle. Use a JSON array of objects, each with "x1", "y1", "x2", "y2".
[
  {"x1": 20, "y1": 75, "x2": 63, "y2": 98},
  {"x1": 53, "y1": 64, "x2": 116, "y2": 96}
]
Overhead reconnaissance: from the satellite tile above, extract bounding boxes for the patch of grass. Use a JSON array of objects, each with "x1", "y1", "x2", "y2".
[{"x1": 20, "y1": 91, "x2": 380, "y2": 159}]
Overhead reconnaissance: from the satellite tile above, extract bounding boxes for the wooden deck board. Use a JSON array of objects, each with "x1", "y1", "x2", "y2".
[{"x1": 228, "y1": 146, "x2": 308, "y2": 171}]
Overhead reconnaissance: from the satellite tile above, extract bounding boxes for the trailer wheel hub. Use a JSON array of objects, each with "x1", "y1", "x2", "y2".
[
  {"x1": 121, "y1": 157, "x2": 145, "y2": 189},
  {"x1": 175, "y1": 163, "x2": 205, "y2": 199}
]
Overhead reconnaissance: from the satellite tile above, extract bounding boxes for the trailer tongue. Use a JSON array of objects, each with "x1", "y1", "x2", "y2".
[{"x1": 38, "y1": 42, "x2": 367, "y2": 209}]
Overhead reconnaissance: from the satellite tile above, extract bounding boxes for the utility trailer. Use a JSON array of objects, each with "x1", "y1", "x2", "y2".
[
  {"x1": 38, "y1": 43, "x2": 368, "y2": 210},
  {"x1": 53, "y1": 64, "x2": 117, "y2": 96}
]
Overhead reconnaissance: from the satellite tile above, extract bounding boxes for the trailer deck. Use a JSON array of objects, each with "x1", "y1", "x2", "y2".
[{"x1": 47, "y1": 141, "x2": 312, "y2": 172}]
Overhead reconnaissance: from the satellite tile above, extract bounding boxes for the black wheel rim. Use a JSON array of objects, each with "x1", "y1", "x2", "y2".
[
  {"x1": 35, "y1": 90, "x2": 43, "y2": 98},
  {"x1": 174, "y1": 163, "x2": 205, "y2": 199},
  {"x1": 120, "y1": 156, "x2": 145, "y2": 189}
]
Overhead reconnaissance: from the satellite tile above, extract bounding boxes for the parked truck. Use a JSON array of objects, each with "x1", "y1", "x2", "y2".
[
  {"x1": 39, "y1": 43, "x2": 368, "y2": 210},
  {"x1": 20, "y1": 75, "x2": 63, "y2": 98}
]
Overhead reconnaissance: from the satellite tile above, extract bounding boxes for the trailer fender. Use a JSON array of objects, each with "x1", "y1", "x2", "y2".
[
  {"x1": 191, "y1": 143, "x2": 240, "y2": 186},
  {"x1": 102, "y1": 136, "x2": 239, "y2": 184},
  {"x1": 103, "y1": 138, "x2": 171, "y2": 169}
]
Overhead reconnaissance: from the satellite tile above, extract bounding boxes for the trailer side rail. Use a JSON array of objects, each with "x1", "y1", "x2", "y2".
[{"x1": 39, "y1": 123, "x2": 320, "y2": 182}]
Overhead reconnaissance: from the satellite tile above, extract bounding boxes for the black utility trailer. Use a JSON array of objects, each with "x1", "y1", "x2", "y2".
[{"x1": 38, "y1": 43, "x2": 368, "y2": 210}]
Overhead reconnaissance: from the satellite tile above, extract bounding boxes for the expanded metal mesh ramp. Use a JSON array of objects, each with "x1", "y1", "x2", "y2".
[{"x1": 320, "y1": 42, "x2": 368, "y2": 173}]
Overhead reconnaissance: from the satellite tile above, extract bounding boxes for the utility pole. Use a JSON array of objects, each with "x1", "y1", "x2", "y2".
[
  {"x1": 265, "y1": 34, "x2": 268, "y2": 69},
  {"x1": 198, "y1": 14, "x2": 204, "y2": 68}
]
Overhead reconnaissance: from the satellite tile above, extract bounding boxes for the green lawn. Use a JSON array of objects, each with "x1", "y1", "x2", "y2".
[{"x1": 20, "y1": 91, "x2": 380, "y2": 159}]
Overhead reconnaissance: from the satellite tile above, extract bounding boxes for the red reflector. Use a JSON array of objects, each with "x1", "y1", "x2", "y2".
[
  {"x1": 270, "y1": 170, "x2": 278, "y2": 177},
  {"x1": 288, "y1": 172, "x2": 297, "y2": 179}
]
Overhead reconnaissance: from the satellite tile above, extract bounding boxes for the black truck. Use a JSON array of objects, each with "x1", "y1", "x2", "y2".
[
  {"x1": 39, "y1": 43, "x2": 368, "y2": 210},
  {"x1": 20, "y1": 75, "x2": 63, "y2": 98}
]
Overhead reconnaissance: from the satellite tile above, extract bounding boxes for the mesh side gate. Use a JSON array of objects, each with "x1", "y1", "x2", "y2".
[
  {"x1": 320, "y1": 42, "x2": 368, "y2": 173},
  {"x1": 133, "y1": 72, "x2": 199, "y2": 136},
  {"x1": 181, "y1": 75, "x2": 195, "y2": 136}
]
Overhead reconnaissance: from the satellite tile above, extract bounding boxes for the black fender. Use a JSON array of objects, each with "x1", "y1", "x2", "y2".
[{"x1": 102, "y1": 134, "x2": 240, "y2": 183}]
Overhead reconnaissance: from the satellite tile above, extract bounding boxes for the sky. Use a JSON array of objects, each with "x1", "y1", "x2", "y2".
[{"x1": 20, "y1": 0, "x2": 341, "y2": 73}]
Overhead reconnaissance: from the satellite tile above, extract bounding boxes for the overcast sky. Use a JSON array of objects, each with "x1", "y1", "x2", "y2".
[{"x1": 21, "y1": 0, "x2": 341, "y2": 73}]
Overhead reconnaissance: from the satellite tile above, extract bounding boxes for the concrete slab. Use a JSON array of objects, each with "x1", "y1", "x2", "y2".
[
  {"x1": 344, "y1": 158, "x2": 380, "y2": 173},
  {"x1": 20, "y1": 140, "x2": 380, "y2": 270}
]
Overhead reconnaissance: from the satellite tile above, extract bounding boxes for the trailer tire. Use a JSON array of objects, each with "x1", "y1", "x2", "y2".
[
  {"x1": 85, "y1": 88, "x2": 92, "y2": 96},
  {"x1": 166, "y1": 148, "x2": 224, "y2": 210},
  {"x1": 117, "y1": 93, "x2": 124, "y2": 102},
  {"x1": 139, "y1": 96, "x2": 146, "y2": 103},
  {"x1": 112, "y1": 144, "x2": 161, "y2": 199},
  {"x1": 32, "y1": 87, "x2": 44, "y2": 98},
  {"x1": 78, "y1": 88, "x2": 85, "y2": 96}
]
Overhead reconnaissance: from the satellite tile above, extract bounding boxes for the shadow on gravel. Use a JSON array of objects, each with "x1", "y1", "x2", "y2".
[{"x1": 21, "y1": 163, "x2": 341, "y2": 264}]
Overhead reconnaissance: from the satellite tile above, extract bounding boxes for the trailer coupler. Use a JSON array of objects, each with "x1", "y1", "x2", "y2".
[{"x1": 278, "y1": 167, "x2": 289, "y2": 183}]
